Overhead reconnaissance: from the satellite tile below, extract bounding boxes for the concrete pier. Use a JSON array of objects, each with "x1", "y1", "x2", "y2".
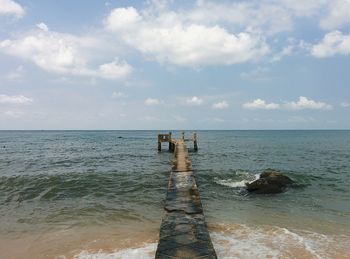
[{"x1": 155, "y1": 138, "x2": 217, "y2": 258}]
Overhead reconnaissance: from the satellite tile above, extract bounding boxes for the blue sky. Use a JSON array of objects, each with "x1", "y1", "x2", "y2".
[{"x1": 0, "y1": 0, "x2": 350, "y2": 130}]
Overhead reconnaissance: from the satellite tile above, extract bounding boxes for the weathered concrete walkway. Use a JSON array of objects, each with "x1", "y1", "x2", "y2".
[{"x1": 155, "y1": 140, "x2": 217, "y2": 258}]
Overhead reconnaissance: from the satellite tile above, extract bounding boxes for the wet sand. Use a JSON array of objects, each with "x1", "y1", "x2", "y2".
[{"x1": 0, "y1": 222, "x2": 158, "y2": 259}]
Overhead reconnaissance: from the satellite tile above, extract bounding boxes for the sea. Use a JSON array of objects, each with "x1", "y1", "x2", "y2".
[{"x1": 0, "y1": 130, "x2": 349, "y2": 259}]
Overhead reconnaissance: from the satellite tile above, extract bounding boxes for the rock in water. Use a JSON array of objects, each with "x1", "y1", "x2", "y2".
[{"x1": 246, "y1": 169, "x2": 294, "y2": 194}]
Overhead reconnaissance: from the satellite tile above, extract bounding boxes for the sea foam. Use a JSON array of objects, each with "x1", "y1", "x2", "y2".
[
  {"x1": 70, "y1": 243, "x2": 157, "y2": 259},
  {"x1": 66, "y1": 224, "x2": 350, "y2": 259},
  {"x1": 214, "y1": 172, "x2": 259, "y2": 188}
]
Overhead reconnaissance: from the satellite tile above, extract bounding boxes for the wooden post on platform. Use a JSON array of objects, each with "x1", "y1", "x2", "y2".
[
  {"x1": 193, "y1": 132, "x2": 198, "y2": 152},
  {"x1": 168, "y1": 132, "x2": 172, "y2": 151},
  {"x1": 158, "y1": 134, "x2": 162, "y2": 151}
]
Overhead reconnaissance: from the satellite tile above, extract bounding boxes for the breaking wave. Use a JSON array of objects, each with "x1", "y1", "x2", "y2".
[{"x1": 64, "y1": 224, "x2": 350, "y2": 259}]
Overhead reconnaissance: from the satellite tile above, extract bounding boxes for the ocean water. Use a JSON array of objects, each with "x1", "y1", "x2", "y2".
[{"x1": 0, "y1": 130, "x2": 349, "y2": 259}]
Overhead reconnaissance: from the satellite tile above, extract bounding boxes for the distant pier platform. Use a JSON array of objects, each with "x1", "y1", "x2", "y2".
[{"x1": 155, "y1": 132, "x2": 217, "y2": 258}]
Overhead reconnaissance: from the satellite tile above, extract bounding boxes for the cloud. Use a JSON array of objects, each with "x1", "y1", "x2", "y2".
[
  {"x1": 99, "y1": 60, "x2": 133, "y2": 79},
  {"x1": 212, "y1": 100, "x2": 229, "y2": 109},
  {"x1": 104, "y1": 6, "x2": 269, "y2": 67},
  {"x1": 36, "y1": 22, "x2": 49, "y2": 32},
  {"x1": 0, "y1": 24, "x2": 132, "y2": 80},
  {"x1": 144, "y1": 98, "x2": 160, "y2": 105},
  {"x1": 271, "y1": 45, "x2": 294, "y2": 62},
  {"x1": 0, "y1": 0, "x2": 25, "y2": 18},
  {"x1": 320, "y1": 0, "x2": 350, "y2": 30},
  {"x1": 186, "y1": 96, "x2": 203, "y2": 106},
  {"x1": 0, "y1": 94, "x2": 33, "y2": 104},
  {"x1": 186, "y1": 1, "x2": 294, "y2": 35},
  {"x1": 284, "y1": 96, "x2": 332, "y2": 110},
  {"x1": 243, "y1": 99, "x2": 280, "y2": 110},
  {"x1": 311, "y1": 31, "x2": 350, "y2": 58},
  {"x1": 181, "y1": 0, "x2": 330, "y2": 35},
  {"x1": 104, "y1": 7, "x2": 141, "y2": 31},
  {"x1": 341, "y1": 102, "x2": 350, "y2": 107},
  {"x1": 244, "y1": 96, "x2": 332, "y2": 111}
]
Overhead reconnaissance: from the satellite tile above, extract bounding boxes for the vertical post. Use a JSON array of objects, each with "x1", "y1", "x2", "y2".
[
  {"x1": 168, "y1": 132, "x2": 172, "y2": 151},
  {"x1": 193, "y1": 132, "x2": 198, "y2": 152},
  {"x1": 182, "y1": 131, "x2": 185, "y2": 140},
  {"x1": 158, "y1": 135, "x2": 161, "y2": 151}
]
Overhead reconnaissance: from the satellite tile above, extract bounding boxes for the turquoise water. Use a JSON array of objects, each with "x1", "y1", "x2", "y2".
[{"x1": 0, "y1": 130, "x2": 349, "y2": 258}]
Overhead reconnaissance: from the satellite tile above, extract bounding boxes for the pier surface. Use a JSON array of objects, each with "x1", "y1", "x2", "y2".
[{"x1": 155, "y1": 139, "x2": 217, "y2": 258}]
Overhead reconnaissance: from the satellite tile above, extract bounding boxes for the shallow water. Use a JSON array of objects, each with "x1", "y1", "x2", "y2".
[{"x1": 0, "y1": 130, "x2": 349, "y2": 258}]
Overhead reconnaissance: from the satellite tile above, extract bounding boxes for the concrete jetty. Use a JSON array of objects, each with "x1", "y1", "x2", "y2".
[{"x1": 155, "y1": 134, "x2": 217, "y2": 259}]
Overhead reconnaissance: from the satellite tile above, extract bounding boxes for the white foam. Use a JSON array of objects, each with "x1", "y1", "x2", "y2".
[
  {"x1": 215, "y1": 179, "x2": 248, "y2": 188},
  {"x1": 209, "y1": 224, "x2": 339, "y2": 259},
  {"x1": 70, "y1": 243, "x2": 157, "y2": 259},
  {"x1": 60, "y1": 225, "x2": 347, "y2": 259}
]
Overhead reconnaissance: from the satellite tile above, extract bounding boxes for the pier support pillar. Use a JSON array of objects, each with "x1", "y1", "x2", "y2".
[{"x1": 193, "y1": 132, "x2": 198, "y2": 152}]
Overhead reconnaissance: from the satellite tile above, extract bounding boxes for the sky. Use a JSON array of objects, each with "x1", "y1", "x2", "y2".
[{"x1": 0, "y1": 0, "x2": 350, "y2": 130}]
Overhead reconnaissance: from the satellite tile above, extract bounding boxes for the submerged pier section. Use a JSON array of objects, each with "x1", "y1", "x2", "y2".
[{"x1": 155, "y1": 133, "x2": 217, "y2": 258}]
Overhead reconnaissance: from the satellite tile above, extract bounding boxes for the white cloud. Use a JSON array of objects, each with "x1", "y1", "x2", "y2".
[
  {"x1": 0, "y1": 26, "x2": 132, "y2": 80},
  {"x1": 104, "y1": 1, "x2": 350, "y2": 67},
  {"x1": 212, "y1": 100, "x2": 229, "y2": 109},
  {"x1": 244, "y1": 96, "x2": 332, "y2": 111},
  {"x1": 36, "y1": 22, "x2": 49, "y2": 32},
  {"x1": 182, "y1": 0, "x2": 331, "y2": 35},
  {"x1": 280, "y1": 0, "x2": 327, "y2": 17},
  {"x1": 341, "y1": 102, "x2": 350, "y2": 107},
  {"x1": 0, "y1": 0, "x2": 25, "y2": 18},
  {"x1": 243, "y1": 99, "x2": 280, "y2": 110},
  {"x1": 284, "y1": 96, "x2": 332, "y2": 110},
  {"x1": 186, "y1": 96, "x2": 203, "y2": 106},
  {"x1": 320, "y1": 0, "x2": 350, "y2": 30},
  {"x1": 144, "y1": 98, "x2": 160, "y2": 105},
  {"x1": 99, "y1": 60, "x2": 133, "y2": 79},
  {"x1": 271, "y1": 45, "x2": 294, "y2": 62},
  {"x1": 104, "y1": 6, "x2": 269, "y2": 67},
  {"x1": 112, "y1": 91, "x2": 128, "y2": 98},
  {"x1": 187, "y1": 1, "x2": 295, "y2": 35},
  {"x1": 0, "y1": 94, "x2": 33, "y2": 104},
  {"x1": 311, "y1": 31, "x2": 350, "y2": 58},
  {"x1": 104, "y1": 7, "x2": 141, "y2": 31}
]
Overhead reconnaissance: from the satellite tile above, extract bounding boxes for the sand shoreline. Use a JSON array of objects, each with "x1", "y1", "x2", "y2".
[{"x1": 1, "y1": 223, "x2": 349, "y2": 259}]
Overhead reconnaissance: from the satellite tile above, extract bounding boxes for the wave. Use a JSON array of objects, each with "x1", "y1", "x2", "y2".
[
  {"x1": 210, "y1": 224, "x2": 350, "y2": 259},
  {"x1": 63, "y1": 243, "x2": 157, "y2": 259},
  {"x1": 214, "y1": 171, "x2": 259, "y2": 188},
  {"x1": 62, "y1": 224, "x2": 350, "y2": 259},
  {"x1": 0, "y1": 171, "x2": 167, "y2": 204}
]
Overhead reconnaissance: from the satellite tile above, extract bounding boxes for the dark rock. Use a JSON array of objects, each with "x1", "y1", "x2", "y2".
[{"x1": 246, "y1": 169, "x2": 294, "y2": 194}]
